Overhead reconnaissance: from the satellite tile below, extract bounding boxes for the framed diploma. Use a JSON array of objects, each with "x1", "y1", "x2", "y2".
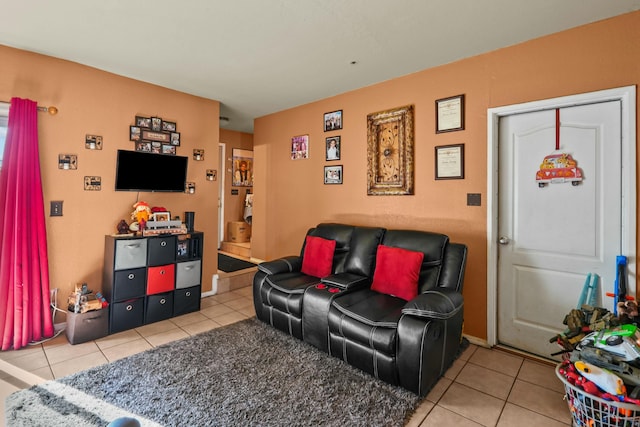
[
  {"x1": 435, "y1": 144, "x2": 464, "y2": 180},
  {"x1": 436, "y1": 94, "x2": 464, "y2": 133}
]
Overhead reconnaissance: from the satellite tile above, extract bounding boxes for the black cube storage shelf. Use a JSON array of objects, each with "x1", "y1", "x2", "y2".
[{"x1": 102, "y1": 232, "x2": 203, "y2": 334}]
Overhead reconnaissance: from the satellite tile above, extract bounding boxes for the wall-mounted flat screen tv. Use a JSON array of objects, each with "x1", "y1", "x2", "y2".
[{"x1": 115, "y1": 149, "x2": 188, "y2": 192}]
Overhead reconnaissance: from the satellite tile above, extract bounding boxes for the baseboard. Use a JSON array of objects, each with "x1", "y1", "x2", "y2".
[{"x1": 463, "y1": 334, "x2": 490, "y2": 348}]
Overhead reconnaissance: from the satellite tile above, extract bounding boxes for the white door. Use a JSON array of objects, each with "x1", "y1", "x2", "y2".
[{"x1": 496, "y1": 99, "x2": 632, "y2": 359}]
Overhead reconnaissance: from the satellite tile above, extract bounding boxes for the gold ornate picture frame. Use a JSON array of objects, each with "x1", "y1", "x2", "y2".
[{"x1": 366, "y1": 105, "x2": 414, "y2": 195}]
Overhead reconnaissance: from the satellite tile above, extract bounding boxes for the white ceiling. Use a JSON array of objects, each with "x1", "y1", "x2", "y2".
[{"x1": 2, "y1": 1, "x2": 639, "y2": 133}]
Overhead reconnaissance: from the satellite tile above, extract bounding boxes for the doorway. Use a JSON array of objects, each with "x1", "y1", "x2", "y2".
[{"x1": 486, "y1": 86, "x2": 636, "y2": 358}]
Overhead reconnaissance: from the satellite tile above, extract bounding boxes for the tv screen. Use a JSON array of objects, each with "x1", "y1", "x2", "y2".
[{"x1": 115, "y1": 150, "x2": 188, "y2": 192}]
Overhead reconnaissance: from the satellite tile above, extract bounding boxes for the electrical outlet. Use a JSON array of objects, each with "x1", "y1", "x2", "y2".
[{"x1": 50, "y1": 200, "x2": 63, "y2": 216}]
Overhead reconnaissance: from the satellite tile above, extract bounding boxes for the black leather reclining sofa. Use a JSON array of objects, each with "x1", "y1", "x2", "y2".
[{"x1": 253, "y1": 223, "x2": 467, "y2": 396}]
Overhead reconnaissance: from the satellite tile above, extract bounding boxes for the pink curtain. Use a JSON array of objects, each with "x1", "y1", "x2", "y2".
[{"x1": 0, "y1": 97, "x2": 53, "y2": 350}]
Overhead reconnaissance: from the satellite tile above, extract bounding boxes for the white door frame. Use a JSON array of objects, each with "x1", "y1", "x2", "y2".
[
  {"x1": 486, "y1": 86, "x2": 636, "y2": 347},
  {"x1": 218, "y1": 142, "x2": 226, "y2": 248}
]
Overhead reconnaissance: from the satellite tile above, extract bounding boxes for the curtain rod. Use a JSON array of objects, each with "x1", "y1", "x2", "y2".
[
  {"x1": 37, "y1": 105, "x2": 58, "y2": 115},
  {"x1": 1, "y1": 100, "x2": 58, "y2": 115}
]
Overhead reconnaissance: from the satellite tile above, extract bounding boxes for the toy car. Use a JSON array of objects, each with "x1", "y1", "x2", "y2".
[{"x1": 579, "y1": 326, "x2": 640, "y2": 361}]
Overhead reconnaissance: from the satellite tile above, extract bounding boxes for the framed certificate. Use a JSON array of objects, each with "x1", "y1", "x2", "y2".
[
  {"x1": 436, "y1": 94, "x2": 465, "y2": 133},
  {"x1": 435, "y1": 144, "x2": 464, "y2": 180}
]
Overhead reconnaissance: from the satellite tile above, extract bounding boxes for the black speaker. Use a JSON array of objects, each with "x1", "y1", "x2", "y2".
[{"x1": 185, "y1": 211, "x2": 195, "y2": 232}]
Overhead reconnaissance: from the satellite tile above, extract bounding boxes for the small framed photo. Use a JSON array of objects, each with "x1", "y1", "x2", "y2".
[
  {"x1": 291, "y1": 135, "x2": 309, "y2": 160},
  {"x1": 436, "y1": 94, "x2": 465, "y2": 133},
  {"x1": 136, "y1": 116, "x2": 151, "y2": 128},
  {"x1": 177, "y1": 240, "x2": 188, "y2": 258},
  {"x1": 130, "y1": 126, "x2": 141, "y2": 141},
  {"x1": 162, "y1": 120, "x2": 176, "y2": 132},
  {"x1": 170, "y1": 132, "x2": 181, "y2": 146},
  {"x1": 162, "y1": 144, "x2": 176, "y2": 155},
  {"x1": 193, "y1": 149, "x2": 204, "y2": 161},
  {"x1": 324, "y1": 165, "x2": 343, "y2": 184},
  {"x1": 151, "y1": 212, "x2": 171, "y2": 222},
  {"x1": 151, "y1": 117, "x2": 162, "y2": 132},
  {"x1": 325, "y1": 136, "x2": 341, "y2": 161},
  {"x1": 150, "y1": 141, "x2": 162, "y2": 153},
  {"x1": 324, "y1": 110, "x2": 343, "y2": 132},
  {"x1": 135, "y1": 141, "x2": 152, "y2": 152},
  {"x1": 435, "y1": 144, "x2": 465, "y2": 180}
]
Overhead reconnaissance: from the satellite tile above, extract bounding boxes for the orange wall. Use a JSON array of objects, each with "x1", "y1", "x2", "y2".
[
  {"x1": 219, "y1": 128, "x2": 254, "y2": 241},
  {"x1": 0, "y1": 45, "x2": 220, "y2": 313},
  {"x1": 252, "y1": 11, "x2": 640, "y2": 340}
]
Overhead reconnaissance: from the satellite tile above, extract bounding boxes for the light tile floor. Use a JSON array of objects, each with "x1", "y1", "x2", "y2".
[{"x1": 1, "y1": 284, "x2": 572, "y2": 427}]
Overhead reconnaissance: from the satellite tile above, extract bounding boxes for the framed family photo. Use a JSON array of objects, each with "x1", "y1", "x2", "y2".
[
  {"x1": 324, "y1": 165, "x2": 343, "y2": 184},
  {"x1": 162, "y1": 120, "x2": 176, "y2": 132},
  {"x1": 291, "y1": 135, "x2": 309, "y2": 160},
  {"x1": 151, "y1": 212, "x2": 171, "y2": 222},
  {"x1": 136, "y1": 116, "x2": 151, "y2": 128},
  {"x1": 130, "y1": 126, "x2": 141, "y2": 141},
  {"x1": 232, "y1": 148, "x2": 254, "y2": 186},
  {"x1": 325, "y1": 136, "x2": 340, "y2": 161},
  {"x1": 324, "y1": 110, "x2": 342, "y2": 132},
  {"x1": 151, "y1": 117, "x2": 162, "y2": 132}
]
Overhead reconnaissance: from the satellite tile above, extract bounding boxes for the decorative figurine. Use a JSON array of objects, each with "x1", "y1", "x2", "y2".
[
  {"x1": 116, "y1": 220, "x2": 130, "y2": 234},
  {"x1": 131, "y1": 201, "x2": 151, "y2": 231}
]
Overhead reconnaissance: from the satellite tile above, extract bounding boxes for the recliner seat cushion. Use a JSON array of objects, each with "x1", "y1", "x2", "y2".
[
  {"x1": 264, "y1": 272, "x2": 319, "y2": 317},
  {"x1": 329, "y1": 289, "x2": 405, "y2": 354}
]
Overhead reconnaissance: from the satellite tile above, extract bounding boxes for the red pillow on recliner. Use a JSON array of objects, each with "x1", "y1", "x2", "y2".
[
  {"x1": 301, "y1": 235, "x2": 336, "y2": 278},
  {"x1": 371, "y1": 244, "x2": 424, "y2": 301}
]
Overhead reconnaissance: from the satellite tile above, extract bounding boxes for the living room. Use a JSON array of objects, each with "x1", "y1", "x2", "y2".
[{"x1": 1, "y1": 5, "x2": 640, "y2": 426}]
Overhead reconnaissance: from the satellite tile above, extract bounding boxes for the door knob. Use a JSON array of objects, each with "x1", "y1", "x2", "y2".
[{"x1": 499, "y1": 237, "x2": 510, "y2": 245}]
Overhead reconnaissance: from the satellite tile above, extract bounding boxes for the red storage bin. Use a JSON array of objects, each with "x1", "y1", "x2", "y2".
[{"x1": 147, "y1": 264, "x2": 175, "y2": 295}]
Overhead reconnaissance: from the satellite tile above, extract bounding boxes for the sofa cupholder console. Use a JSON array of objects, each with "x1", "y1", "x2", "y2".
[{"x1": 253, "y1": 223, "x2": 467, "y2": 396}]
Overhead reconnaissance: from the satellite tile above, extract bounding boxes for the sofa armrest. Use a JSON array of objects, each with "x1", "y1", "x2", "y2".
[
  {"x1": 321, "y1": 273, "x2": 369, "y2": 290},
  {"x1": 257, "y1": 256, "x2": 302, "y2": 275},
  {"x1": 398, "y1": 288, "x2": 465, "y2": 395},
  {"x1": 402, "y1": 288, "x2": 463, "y2": 320}
]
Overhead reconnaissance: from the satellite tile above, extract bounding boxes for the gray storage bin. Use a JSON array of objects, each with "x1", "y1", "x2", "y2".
[
  {"x1": 65, "y1": 308, "x2": 109, "y2": 345},
  {"x1": 114, "y1": 239, "x2": 147, "y2": 270},
  {"x1": 175, "y1": 260, "x2": 201, "y2": 289}
]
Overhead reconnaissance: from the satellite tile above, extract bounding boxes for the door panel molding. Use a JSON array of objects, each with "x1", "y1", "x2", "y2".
[{"x1": 486, "y1": 86, "x2": 636, "y2": 347}]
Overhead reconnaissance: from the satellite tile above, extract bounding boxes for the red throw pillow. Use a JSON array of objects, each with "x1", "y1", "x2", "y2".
[
  {"x1": 371, "y1": 245, "x2": 424, "y2": 301},
  {"x1": 301, "y1": 235, "x2": 336, "y2": 278}
]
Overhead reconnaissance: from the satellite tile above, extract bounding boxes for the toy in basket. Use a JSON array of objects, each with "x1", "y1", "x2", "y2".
[
  {"x1": 557, "y1": 360, "x2": 640, "y2": 426},
  {"x1": 553, "y1": 301, "x2": 640, "y2": 426}
]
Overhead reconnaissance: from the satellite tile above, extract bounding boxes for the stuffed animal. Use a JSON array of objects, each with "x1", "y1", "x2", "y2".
[
  {"x1": 618, "y1": 299, "x2": 640, "y2": 326},
  {"x1": 131, "y1": 201, "x2": 151, "y2": 230}
]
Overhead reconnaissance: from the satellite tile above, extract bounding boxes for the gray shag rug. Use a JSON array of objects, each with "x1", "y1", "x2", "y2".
[{"x1": 6, "y1": 318, "x2": 422, "y2": 426}]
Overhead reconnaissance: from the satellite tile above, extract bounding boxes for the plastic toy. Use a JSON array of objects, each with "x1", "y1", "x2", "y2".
[{"x1": 579, "y1": 326, "x2": 640, "y2": 361}]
